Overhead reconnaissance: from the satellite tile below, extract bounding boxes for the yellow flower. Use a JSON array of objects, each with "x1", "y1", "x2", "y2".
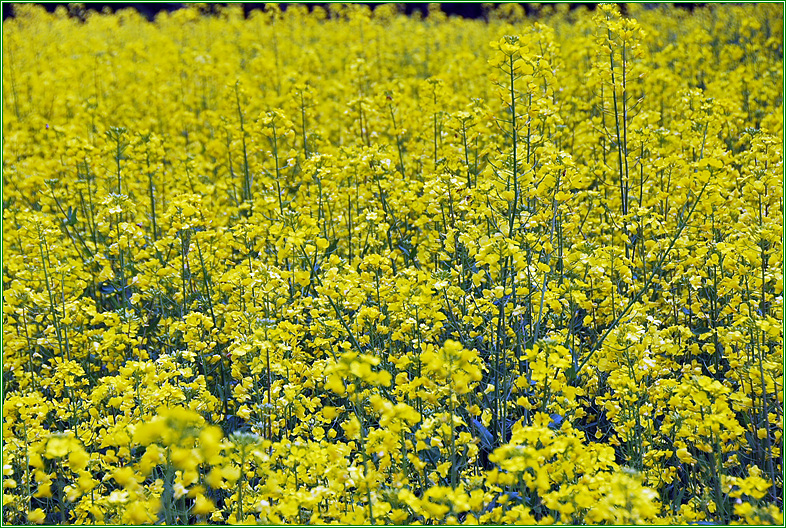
[
  {"x1": 205, "y1": 467, "x2": 225, "y2": 489},
  {"x1": 67, "y1": 447, "x2": 89, "y2": 471},
  {"x1": 123, "y1": 500, "x2": 158, "y2": 524},
  {"x1": 133, "y1": 418, "x2": 166, "y2": 446},
  {"x1": 77, "y1": 471, "x2": 97, "y2": 494},
  {"x1": 1, "y1": 4, "x2": 782, "y2": 525},
  {"x1": 221, "y1": 465, "x2": 241, "y2": 484},
  {"x1": 44, "y1": 436, "x2": 70, "y2": 458},
  {"x1": 192, "y1": 493, "x2": 215, "y2": 515},
  {"x1": 342, "y1": 416, "x2": 361, "y2": 440},
  {"x1": 113, "y1": 466, "x2": 138, "y2": 488},
  {"x1": 33, "y1": 482, "x2": 52, "y2": 499},
  {"x1": 199, "y1": 425, "x2": 224, "y2": 464},
  {"x1": 322, "y1": 406, "x2": 340, "y2": 420},
  {"x1": 28, "y1": 508, "x2": 46, "y2": 524},
  {"x1": 676, "y1": 447, "x2": 696, "y2": 465},
  {"x1": 170, "y1": 447, "x2": 200, "y2": 472}
]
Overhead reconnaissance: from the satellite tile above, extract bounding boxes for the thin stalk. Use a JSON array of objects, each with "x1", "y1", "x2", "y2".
[
  {"x1": 270, "y1": 120, "x2": 285, "y2": 216},
  {"x1": 388, "y1": 104, "x2": 406, "y2": 179},
  {"x1": 507, "y1": 52, "x2": 519, "y2": 239},
  {"x1": 299, "y1": 89, "x2": 309, "y2": 158},
  {"x1": 145, "y1": 146, "x2": 158, "y2": 241},
  {"x1": 235, "y1": 83, "x2": 252, "y2": 203},
  {"x1": 461, "y1": 121, "x2": 472, "y2": 188},
  {"x1": 574, "y1": 179, "x2": 711, "y2": 377},
  {"x1": 607, "y1": 30, "x2": 628, "y2": 220},
  {"x1": 533, "y1": 172, "x2": 562, "y2": 343},
  {"x1": 37, "y1": 228, "x2": 67, "y2": 361}
]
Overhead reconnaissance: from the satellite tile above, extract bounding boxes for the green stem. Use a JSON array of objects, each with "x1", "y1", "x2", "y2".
[
  {"x1": 235, "y1": 82, "x2": 252, "y2": 203},
  {"x1": 574, "y1": 179, "x2": 710, "y2": 378}
]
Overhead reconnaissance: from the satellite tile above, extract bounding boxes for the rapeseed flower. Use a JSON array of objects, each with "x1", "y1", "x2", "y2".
[{"x1": 2, "y1": 3, "x2": 782, "y2": 525}]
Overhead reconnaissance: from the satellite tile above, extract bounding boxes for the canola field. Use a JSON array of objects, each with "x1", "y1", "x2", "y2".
[{"x1": 1, "y1": 3, "x2": 783, "y2": 525}]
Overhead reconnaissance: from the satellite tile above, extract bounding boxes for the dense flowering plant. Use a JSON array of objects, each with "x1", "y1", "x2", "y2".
[{"x1": 2, "y1": 3, "x2": 783, "y2": 525}]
